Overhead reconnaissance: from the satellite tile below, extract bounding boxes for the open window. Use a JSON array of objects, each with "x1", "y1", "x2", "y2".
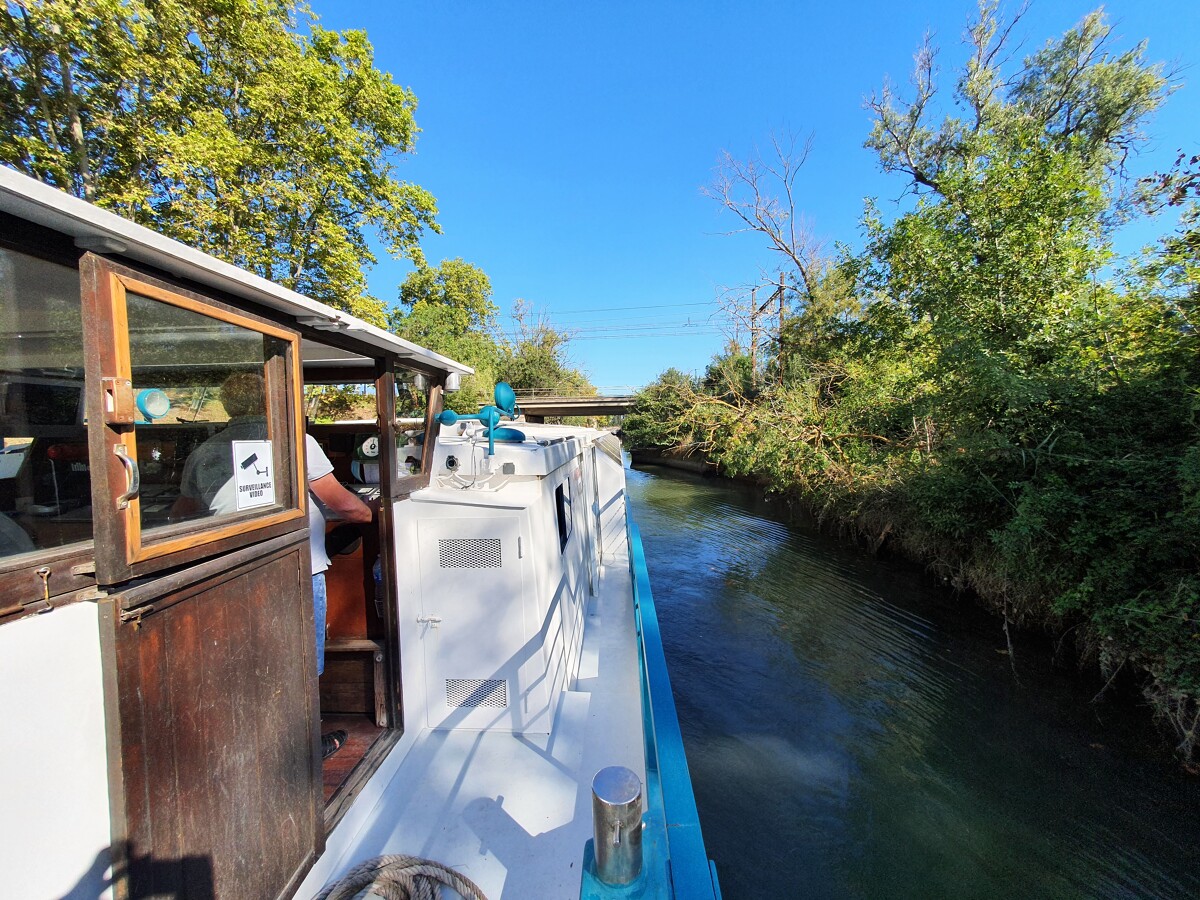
[{"x1": 83, "y1": 256, "x2": 306, "y2": 584}]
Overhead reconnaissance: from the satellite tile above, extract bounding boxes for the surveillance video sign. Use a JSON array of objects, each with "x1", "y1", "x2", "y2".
[{"x1": 232, "y1": 440, "x2": 276, "y2": 511}]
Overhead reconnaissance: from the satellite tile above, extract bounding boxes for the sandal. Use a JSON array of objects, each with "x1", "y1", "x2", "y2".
[{"x1": 321, "y1": 729, "x2": 348, "y2": 760}]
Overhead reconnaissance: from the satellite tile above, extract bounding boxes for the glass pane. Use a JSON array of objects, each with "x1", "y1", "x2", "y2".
[
  {"x1": 396, "y1": 371, "x2": 428, "y2": 475},
  {"x1": 0, "y1": 248, "x2": 91, "y2": 561},
  {"x1": 125, "y1": 291, "x2": 288, "y2": 531},
  {"x1": 304, "y1": 382, "x2": 383, "y2": 483}
]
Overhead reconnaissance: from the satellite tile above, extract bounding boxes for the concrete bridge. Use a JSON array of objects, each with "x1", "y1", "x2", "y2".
[{"x1": 515, "y1": 394, "x2": 637, "y2": 422}]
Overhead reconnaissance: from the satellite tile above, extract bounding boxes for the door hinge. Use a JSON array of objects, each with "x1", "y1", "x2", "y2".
[{"x1": 120, "y1": 604, "x2": 155, "y2": 627}]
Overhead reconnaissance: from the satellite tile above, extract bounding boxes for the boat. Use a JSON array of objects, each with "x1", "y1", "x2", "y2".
[{"x1": 0, "y1": 165, "x2": 721, "y2": 899}]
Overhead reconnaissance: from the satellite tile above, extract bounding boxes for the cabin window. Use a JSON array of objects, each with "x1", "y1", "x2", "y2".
[
  {"x1": 124, "y1": 289, "x2": 291, "y2": 534},
  {"x1": 555, "y1": 479, "x2": 572, "y2": 552},
  {"x1": 0, "y1": 247, "x2": 91, "y2": 561},
  {"x1": 85, "y1": 260, "x2": 306, "y2": 582}
]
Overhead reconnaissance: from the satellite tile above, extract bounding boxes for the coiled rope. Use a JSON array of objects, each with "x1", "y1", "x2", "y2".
[{"x1": 314, "y1": 854, "x2": 488, "y2": 900}]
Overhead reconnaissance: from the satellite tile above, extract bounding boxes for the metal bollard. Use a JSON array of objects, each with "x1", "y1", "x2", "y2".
[{"x1": 591, "y1": 766, "x2": 643, "y2": 885}]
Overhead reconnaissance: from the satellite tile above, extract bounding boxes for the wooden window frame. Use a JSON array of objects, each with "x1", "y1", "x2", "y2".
[{"x1": 83, "y1": 255, "x2": 308, "y2": 586}]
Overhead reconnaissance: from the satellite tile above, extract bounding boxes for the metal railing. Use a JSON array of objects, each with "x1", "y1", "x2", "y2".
[{"x1": 580, "y1": 521, "x2": 722, "y2": 898}]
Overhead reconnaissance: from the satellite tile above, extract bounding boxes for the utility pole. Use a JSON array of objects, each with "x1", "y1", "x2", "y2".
[
  {"x1": 778, "y1": 272, "x2": 787, "y2": 386},
  {"x1": 747, "y1": 278, "x2": 787, "y2": 389},
  {"x1": 778, "y1": 273, "x2": 786, "y2": 341},
  {"x1": 748, "y1": 287, "x2": 758, "y2": 387}
]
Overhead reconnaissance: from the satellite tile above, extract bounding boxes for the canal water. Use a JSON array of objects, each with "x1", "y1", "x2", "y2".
[{"x1": 626, "y1": 463, "x2": 1200, "y2": 900}]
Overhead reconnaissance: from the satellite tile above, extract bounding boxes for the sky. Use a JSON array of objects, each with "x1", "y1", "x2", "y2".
[{"x1": 309, "y1": 0, "x2": 1200, "y2": 392}]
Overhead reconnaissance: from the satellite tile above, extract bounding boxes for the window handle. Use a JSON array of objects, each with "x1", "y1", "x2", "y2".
[{"x1": 114, "y1": 443, "x2": 140, "y2": 510}]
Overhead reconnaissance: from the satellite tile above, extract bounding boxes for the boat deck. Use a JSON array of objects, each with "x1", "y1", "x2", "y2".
[{"x1": 298, "y1": 546, "x2": 644, "y2": 899}]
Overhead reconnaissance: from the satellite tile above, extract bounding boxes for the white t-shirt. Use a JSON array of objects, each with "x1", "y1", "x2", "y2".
[
  {"x1": 179, "y1": 426, "x2": 334, "y2": 575},
  {"x1": 306, "y1": 434, "x2": 335, "y2": 576}
]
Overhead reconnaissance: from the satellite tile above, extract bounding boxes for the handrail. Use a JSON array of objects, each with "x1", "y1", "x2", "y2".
[{"x1": 628, "y1": 521, "x2": 721, "y2": 898}]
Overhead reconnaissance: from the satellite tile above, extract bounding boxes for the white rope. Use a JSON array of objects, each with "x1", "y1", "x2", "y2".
[{"x1": 315, "y1": 855, "x2": 488, "y2": 900}]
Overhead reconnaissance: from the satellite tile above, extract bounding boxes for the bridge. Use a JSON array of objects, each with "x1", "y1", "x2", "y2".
[{"x1": 514, "y1": 392, "x2": 637, "y2": 422}]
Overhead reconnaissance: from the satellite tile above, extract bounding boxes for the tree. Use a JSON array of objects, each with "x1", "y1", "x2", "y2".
[
  {"x1": 1, "y1": 0, "x2": 437, "y2": 323},
  {"x1": 866, "y1": 2, "x2": 1169, "y2": 195},
  {"x1": 650, "y1": 2, "x2": 1199, "y2": 759},
  {"x1": 705, "y1": 133, "x2": 827, "y2": 381},
  {"x1": 390, "y1": 258, "x2": 501, "y2": 410},
  {"x1": 496, "y1": 299, "x2": 592, "y2": 397},
  {"x1": 706, "y1": 133, "x2": 864, "y2": 387},
  {"x1": 622, "y1": 368, "x2": 701, "y2": 453},
  {"x1": 395, "y1": 257, "x2": 498, "y2": 335},
  {"x1": 861, "y1": 3, "x2": 1200, "y2": 760}
]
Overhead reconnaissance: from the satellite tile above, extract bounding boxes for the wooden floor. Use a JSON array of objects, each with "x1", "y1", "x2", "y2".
[{"x1": 320, "y1": 713, "x2": 386, "y2": 803}]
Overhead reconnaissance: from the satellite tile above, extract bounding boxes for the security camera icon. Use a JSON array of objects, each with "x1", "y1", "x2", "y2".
[{"x1": 240, "y1": 452, "x2": 269, "y2": 477}]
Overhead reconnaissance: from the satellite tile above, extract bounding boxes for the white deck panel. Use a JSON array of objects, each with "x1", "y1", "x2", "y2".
[{"x1": 298, "y1": 543, "x2": 642, "y2": 900}]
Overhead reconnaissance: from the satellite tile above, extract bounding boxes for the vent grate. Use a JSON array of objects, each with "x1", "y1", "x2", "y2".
[
  {"x1": 439, "y1": 537, "x2": 502, "y2": 568},
  {"x1": 446, "y1": 678, "x2": 507, "y2": 708}
]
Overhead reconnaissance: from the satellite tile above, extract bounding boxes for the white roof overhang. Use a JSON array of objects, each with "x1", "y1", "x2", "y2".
[{"x1": 0, "y1": 166, "x2": 473, "y2": 378}]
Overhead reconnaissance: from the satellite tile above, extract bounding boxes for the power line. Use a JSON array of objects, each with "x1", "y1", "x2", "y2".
[
  {"x1": 498, "y1": 324, "x2": 724, "y2": 338},
  {"x1": 500, "y1": 326, "x2": 724, "y2": 337},
  {"x1": 544, "y1": 311, "x2": 724, "y2": 327},
  {"x1": 498, "y1": 323, "x2": 726, "y2": 340},
  {"x1": 568, "y1": 330, "x2": 725, "y2": 342},
  {"x1": 533, "y1": 300, "x2": 719, "y2": 317}
]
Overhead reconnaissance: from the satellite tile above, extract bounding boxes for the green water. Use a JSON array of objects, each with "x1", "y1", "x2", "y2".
[{"x1": 627, "y1": 463, "x2": 1200, "y2": 900}]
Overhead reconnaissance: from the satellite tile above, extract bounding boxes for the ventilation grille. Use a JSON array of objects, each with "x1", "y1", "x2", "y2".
[
  {"x1": 439, "y1": 537, "x2": 502, "y2": 568},
  {"x1": 446, "y1": 678, "x2": 507, "y2": 708}
]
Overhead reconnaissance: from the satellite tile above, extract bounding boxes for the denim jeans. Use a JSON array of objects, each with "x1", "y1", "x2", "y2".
[{"x1": 312, "y1": 572, "x2": 327, "y2": 676}]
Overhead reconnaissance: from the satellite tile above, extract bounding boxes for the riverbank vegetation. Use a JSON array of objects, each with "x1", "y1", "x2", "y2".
[{"x1": 624, "y1": 4, "x2": 1200, "y2": 761}]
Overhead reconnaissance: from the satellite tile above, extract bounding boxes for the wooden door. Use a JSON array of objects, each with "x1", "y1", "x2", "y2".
[
  {"x1": 79, "y1": 256, "x2": 322, "y2": 899},
  {"x1": 101, "y1": 532, "x2": 321, "y2": 899}
]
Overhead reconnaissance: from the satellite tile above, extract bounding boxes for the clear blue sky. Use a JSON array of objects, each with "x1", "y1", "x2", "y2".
[{"x1": 310, "y1": 0, "x2": 1200, "y2": 391}]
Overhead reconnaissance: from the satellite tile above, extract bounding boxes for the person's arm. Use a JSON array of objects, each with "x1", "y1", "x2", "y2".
[
  {"x1": 168, "y1": 493, "x2": 202, "y2": 520},
  {"x1": 309, "y1": 472, "x2": 373, "y2": 523}
]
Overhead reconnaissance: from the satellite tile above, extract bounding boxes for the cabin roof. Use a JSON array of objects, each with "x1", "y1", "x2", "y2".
[{"x1": 0, "y1": 166, "x2": 473, "y2": 378}]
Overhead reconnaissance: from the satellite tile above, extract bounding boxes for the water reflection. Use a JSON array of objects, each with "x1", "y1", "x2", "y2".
[{"x1": 628, "y1": 465, "x2": 1200, "y2": 900}]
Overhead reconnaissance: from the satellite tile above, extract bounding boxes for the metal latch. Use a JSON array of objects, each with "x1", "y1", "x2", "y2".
[
  {"x1": 416, "y1": 615, "x2": 442, "y2": 629},
  {"x1": 23, "y1": 567, "x2": 53, "y2": 614},
  {"x1": 120, "y1": 604, "x2": 155, "y2": 627},
  {"x1": 0, "y1": 567, "x2": 56, "y2": 616}
]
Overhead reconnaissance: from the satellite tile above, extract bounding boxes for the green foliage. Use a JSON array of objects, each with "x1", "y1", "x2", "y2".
[
  {"x1": 644, "y1": 4, "x2": 1199, "y2": 758},
  {"x1": 623, "y1": 368, "x2": 701, "y2": 452},
  {"x1": 496, "y1": 299, "x2": 592, "y2": 397},
  {"x1": 390, "y1": 277, "x2": 597, "y2": 417},
  {"x1": 390, "y1": 258, "x2": 500, "y2": 409},
  {"x1": 1, "y1": 0, "x2": 437, "y2": 323}
]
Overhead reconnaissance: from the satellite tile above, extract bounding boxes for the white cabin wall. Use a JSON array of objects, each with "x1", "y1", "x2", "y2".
[
  {"x1": 567, "y1": 458, "x2": 590, "y2": 679},
  {"x1": 392, "y1": 437, "x2": 606, "y2": 736},
  {"x1": 0, "y1": 602, "x2": 112, "y2": 899},
  {"x1": 392, "y1": 497, "x2": 431, "y2": 734},
  {"x1": 594, "y1": 445, "x2": 628, "y2": 558}
]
